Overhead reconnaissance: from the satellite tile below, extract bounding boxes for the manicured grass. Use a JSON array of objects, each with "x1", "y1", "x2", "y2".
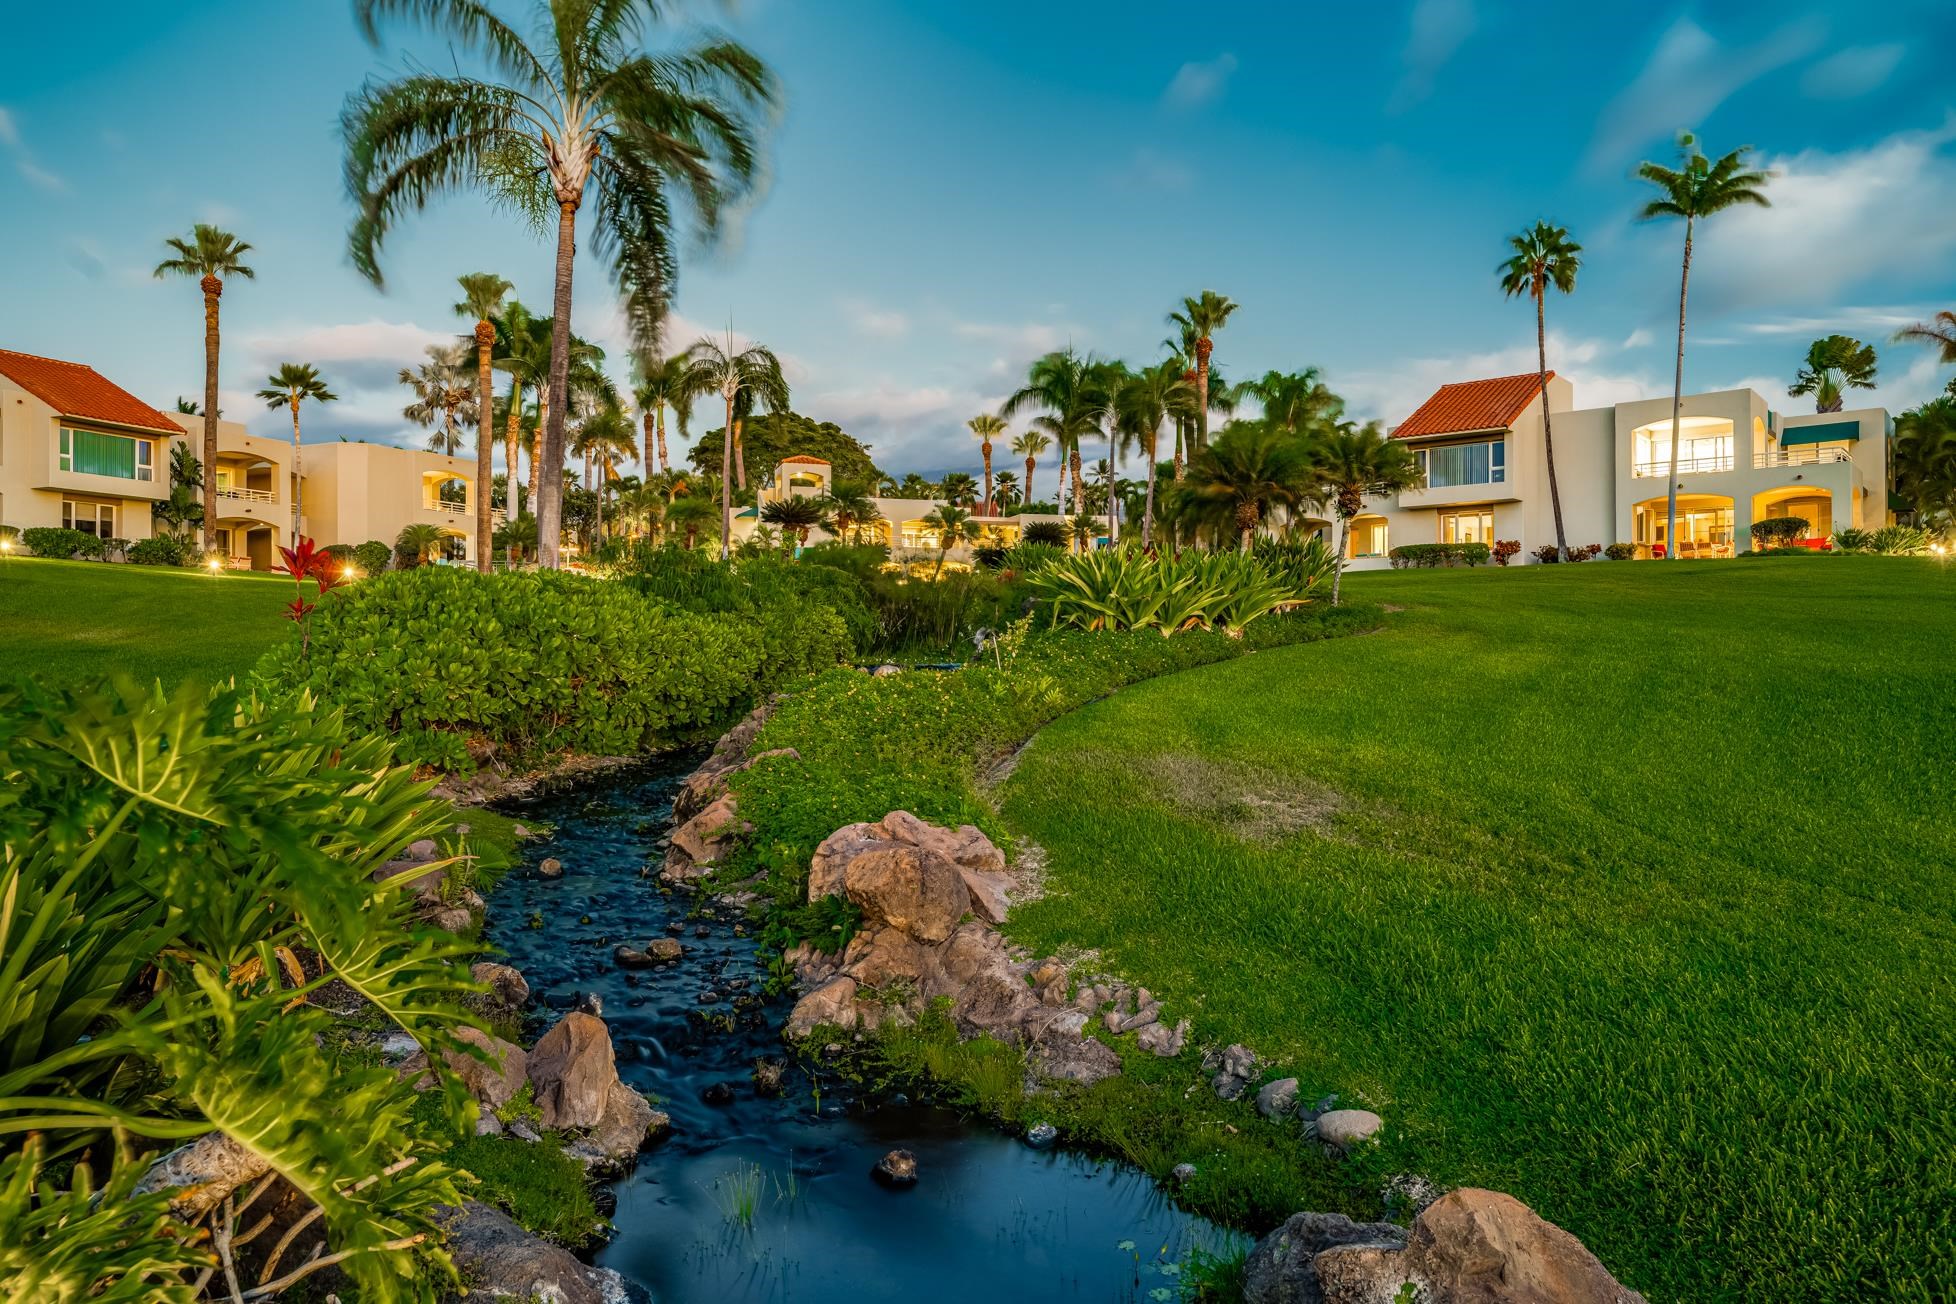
[
  {"x1": 1000, "y1": 558, "x2": 1956, "y2": 1302},
  {"x1": 0, "y1": 556, "x2": 294, "y2": 689}
]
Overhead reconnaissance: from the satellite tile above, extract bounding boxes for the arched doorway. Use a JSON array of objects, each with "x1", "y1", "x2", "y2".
[
  {"x1": 1750, "y1": 486, "x2": 1835, "y2": 544},
  {"x1": 1632, "y1": 494, "x2": 1735, "y2": 559}
]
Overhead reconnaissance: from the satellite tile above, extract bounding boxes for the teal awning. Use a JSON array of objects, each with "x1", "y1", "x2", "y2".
[{"x1": 1780, "y1": 420, "x2": 1859, "y2": 447}]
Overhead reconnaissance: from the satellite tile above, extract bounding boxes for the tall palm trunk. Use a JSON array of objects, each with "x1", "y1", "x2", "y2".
[
  {"x1": 286, "y1": 393, "x2": 303, "y2": 541},
  {"x1": 1142, "y1": 433, "x2": 1158, "y2": 548},
  {"x1": 1664, "y1": 219, "x2": 1694, "y2": 560},
  {"x1": 1106, "y1": 424, "x2": 1119, "y2": 546},
  {"x1": 981, "y1": 443, "x2": 993, "y2": 515},
  {"x1": 719, "y1": 389, "x2": 736, "y2": 560},
  {"x1": 473, "y1": 320, "x2": 496, "y2": 572},
  {"x1": 1536, "y1": 291, "x2": 1569, "y2": 561},
  {"x1": 530, "y1": 388, "x2": 547, "y2": 510},
  {"x1": 595, "y1": 460, "x2": 605, "y2": 541},
  {"x1": 200, "y1": 275, "x2": 222, "y2": 551},
  {"x1": 538, "y1": 199, "x2": 579, "y2": 569},
  {"x1": 1331, "y1": 512, "x2": 1351, "y2": 606},
  {"x1": 1070, "y1": 446, "x2": 1084, "y2": 518},
  {"x1": 642, "y1": 410, "x2": 656, "y2": 480},
  {"x1": 1173, "y1": 415, "x2": 1186, "y2": 482},
  {"x1": 1194, "y1": 339, "x2": 1212, "y2": 454},
  {"x1": 504, "y1": 378, "x2": 523, "y2": 520},
  {"x1": 1055, "y1": 453, "x2": 1068, "y2": 512},
  {"x1": 733, "y1": 418, "x2": 747, "y2": 490},
  {"x1": 656, "y1": 405, "x2": 670, "y2": 473},
  {"x1": 1024, "y1": 454, "x2": 1037, "y2": 506}
]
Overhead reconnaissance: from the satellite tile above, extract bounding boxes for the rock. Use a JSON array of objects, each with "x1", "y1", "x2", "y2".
[
  {"x1": 474, "y1": 1112, "x2": 504, "y2": 1137},
  {"x1": 470, "y1": 961, "x2": 531, "y2": 1008},
  {"x1": 564, "y1": 1082, "x2": 667, "y2": 1173},
  {"x1": 613, "y1": 945, "x2": 655, "y2": 970},
  {"x1": 508, "y1": 1120, "x2": 541, "y2": 1143},
  {"x1": 526, "y1": 1012, "x2": 617, "y2": 1131},
  {"x1": 1257, "y1": 1077, "x2": 1301, "y2": 1120},
  {"x1": 808, "y1": 822, "x2": 886, "y2": 901},
  {"x1": 1213, "y1": 1043, "x2": 1258, "y2": 1099},
  {"x1": 701, "y1": 1082, "x2": 736, "y2": 1106},
  {"x1": 512, "y1": 823, "x2": 533, "y2": 839},
  {"x1": 838, "y1": 926, "x2": 929, "y2": 987},
  {"x1": 1117, "y1": 1003, "x2": 1161, "y2": 1033},
  {"x1": 1025, "y1": 1123, "x2": 1058, "y2": 1149},
  {"x1": 443, "y1": 1028, "x2": 528, "y2": 1111},
  {"x1": 842, "y1": 845, "x2": 968, "y2": 943},
  {"x1": 960, "y1": 868, "x2": 1012, "y2": 924},
  {"x1": 1171, "y1": 1162, "x2": 1198, "y2": 1185},
  {"x1": 1028, "y1": 959, "x2": 1067, "y2": 990},
  {"x1": 872, "y1": 663, "x2": 902, "y2": 677},
  {"x1": 132, "y1": 1132, "x2": 270, "y2": 1222},
  {"x1": 669, "y1": 793, "x2": 746, "y2": 870},
  {"x1": 1242, "y1": 1210, "x2": 1409, "y2": 1304},
  {"x1": 1136, "y1": 1019, "x2": 1188, "y2": 1058},
  {"x1": 537, "y1": 857, "x2": 563, "y2": 879},
  {"x1": 646, "y1": 937, "x2": 685, "y2": 963},
  {"x1": 430, "y1": 906, "x2": 474, "y2": 934},
  {"x1": 873, "y1": 1149, "x2": 918, "y2": 1185},
  {"x1": 785, "y1": 976, "x2": 859, "y2": 1039},
  {"x1": 752, "y1": 1058, "x2": 787, "y2": 1095},
  {"x1": 1313, "y1": 1109, "x2": 1383, "y2": 1152},
  {"x1": 1029, "y1": 1028, "x2": 1122, "y2": 1086},
  {"x1": 1309, "y1": 1189, "x2": 1648, "y2": 1304},
  {"x1": 407, "y1": 838, "x2": 439, "y2": 860},
  {"x1": 1382, "y1": 1173, "x2": 1445, "y2": 1219},
  {"x1": 440, "y1": 1201, "x2": 625, "y2": 1304}
]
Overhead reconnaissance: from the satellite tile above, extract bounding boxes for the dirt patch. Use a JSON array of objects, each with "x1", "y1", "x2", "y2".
[
  {"x1": 1143, "y1": 752, "x2": 1345, "y2": 845},
  {"x1": 1381, "y1": 602, "x2": 1406, "y2": 613}
]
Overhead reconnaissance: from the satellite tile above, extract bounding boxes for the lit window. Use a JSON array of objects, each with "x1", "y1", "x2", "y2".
[
  {"x1": 1415, "y1": 439, "x2": 1506, "y2": 488},
  {"x1": 1440, "y1": 510, "x2": 1494, "y2": 544}
]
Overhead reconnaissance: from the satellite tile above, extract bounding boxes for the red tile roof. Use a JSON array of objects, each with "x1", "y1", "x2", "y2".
[
  {"x1": 0, "y1": 348, "x2": 182, "y2": 435},
  {"x1": 1392, "y1": 372, "x2": 1553, "y2": 440},
  {"x1": 779, "y1": 454, "x2": 830, "y2": 465}
]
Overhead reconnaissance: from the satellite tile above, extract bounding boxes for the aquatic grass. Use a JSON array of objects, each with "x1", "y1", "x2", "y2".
[
  {"x1": 707, "y1": 1162, "x2": 768, "y2": 1230},
  {"x1": 1003, "y1": 558, "x2": 1956, "y2": 1301}
]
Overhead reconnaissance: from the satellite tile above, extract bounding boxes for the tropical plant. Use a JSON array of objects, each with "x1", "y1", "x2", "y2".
[
  {"x1": 155, "y1": 224, "x2": 253, "y2": 549},
  {"x1": 0, "y1": 678, "x2": 477, "y2": 1300},
  {"x1": 665, "y1": 493, "x2": 718, "y2": 551},
  {"x1": 255, "y1": 364, "x2": 338, "y2": 540},
  {"x1": 395, "y1": 521, "x2": 446, "y2": 568},
  {"x1": 1026, "y1": 549, "x2": 1305, "y2": 637},
  {"x1": 682, "y1": 336, "x2": 790, "y2": 559},
  {"x1": 344, "y1": 0, "x2": 776, "y2": 568},
  {"x1": 1011, "y1": 430, "x2": 1051, "y2": 507},
  {"x1": 1022, "y1": 520, "x2": 1068, "y2": 548},
  {"x1": 1895, "y1": 310, "x2": 1956, "y2": 367},
  {"x1": 991, "y1": 470, "x2": 1020, "y2": 509},
  {"x1": 1117, "y1": 359, "x2": 1196, "y2": 547},
  {"x1": 493, "y1": 511, "x2": 538, "y2": 567},
  {"x1": 938, "y1": 471, "x2": 980, "y2": 508},
  {"x1": 399, "y1": 343, "x2": 478, "y2": 455},
  {"x1": 634, "y1": 350, "x2": 694, "y2": 476},
  {"x1": 967, "y1": 413, "x2": 1007, "y2": 511},
  {"x1": 820, "y1": 480, "x2": 880, "y2": 543},
  {"x1": 153, "y1": 443, "x2": 205, "y2": 540},
  {"x1": 1638, "y1": 133, "x2": 1771, "y2": 559},
  {"x1": 1002, "y1": 349, "x2": 1102, "y2": 515},
  {"x1": 1869, "y1": 525, "x2": 1932, "y2": 555},
  {"x1": 1788, "y1": 335, "x2": 1878, "y2": 413},
  {"x1": 1168, "y1": 290, "x2": 1237, "y2": 456},
  {"x1": 455, "y1": 272, "x2": 512, "y2": 569},
  {"x1": 760, "y1": 495, "x2": 827, "y2": 546},
  {"x1": 1893, "y1": 396, "x2": 1956, "y2": 530},
  {"x1": 1241, "y1": 368, "x2": 1342, "y2": 434},
  {"x1": 489, "y1": 301, "x2": 549, "y2": 515},
  {"x1": 570, "y1": 406, "x2": 638, "y2": 542},
  {"x1": 1182, "y1": 420, "x2": 1320, "y2": 554},
  {"x1": 1310, "y1": 421, "x2": 1423, "y2": 605},
  {"x1": 921, "y1": 504, "x2": 981, "y2": 577},
  {"x1": 1499, "y1": 220, "x2": 1582, "y2": 560}
]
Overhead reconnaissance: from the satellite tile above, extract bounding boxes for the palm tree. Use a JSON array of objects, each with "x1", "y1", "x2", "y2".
[
  {"x1": 921, "y1": 504, "x2": 980, "y2": 577},
  {"x1": 760, "y1": 495, "x2": 827, "y2": 546},
  {"x1": 1894, "y1": 397, "x2": 1956, "y2": 530},
  {"x1": 1638, "y1": 134, "x2": 1771, "y2": 559},
  {"x1": 1080, "y1": 361, "x2": 1134, "y2": 545},
  {"x1": 665, "y1": 493, "x2": 716, "y2": 551},
  {"x1": 1789, "y1": 335, "x2": 1878, "y2": 413},
  {"x1": 1243, "y1": 368, "x2": 1343, "y2": 433},
  {"x1": 1011, "y1": 430, "x2": 1051, "y2": 507},
  {"x1": 1499, "y1": 221, "x2": 1582, "y2": 561},
  {"x1": 570, "y1": 406, "x2": 637, "y2": 541},
  {"x1": 155, "y1": 224, "x2": 253, "y2": 550},
  {"x1": 1311, "y1": 421, "x2": 1423, "y2": 605},
  {"x1": 991, "y1": 469, "x2": 1020, "y2": 510},
  {"x1": 1002, "y1": 349, "x2": 1100, "y2": 516},
  {"x1": 1184, "y1": 421, "x2": 1319, "y2": 555},
  {"x1": 939, "y1": 471, "x2": 980, "y2": 508},
  {"x1": 493, "y1": 512, "x2": 538, "y2": 568},
  {"x1": 254, "y1": 364, "x2": 337, "y2": 540},
  {"x1": 395, "y1": 521, "x2": 446, "y2": 568},
  {"x1": 1896, "y1": 311, "x2": 1956, "y2": 368},
  {"x1": 400, "y1": 343, "x2": 478, "y2": 454},
  {"x1": 490, "y1": 301, "x2": 548, "y2": 515},
  {"x1": 1118, "y1": 360, "x2": 1196, "y2": 548},
  {"x1": 455, "y1": 272, "x2": 512, "y2": 571},
  {"x1": 967, "y1": 413, "x2": 1007, "y2": 511},
  {"x1": 633, "y1": 350, "x2": 694, "y2": 476},
  {"x1": 344, "y1": 0, "x2": 776, "y2": 569},
  {"x1": 680, "y1": 335, "x2": 789, "y2": 559},
  {"x1": 1167, "y1": 290, "x2": 1237, "y2": 455},
  {"x1": 819, "y1": 480, "x2": 880, "y2": 543}
]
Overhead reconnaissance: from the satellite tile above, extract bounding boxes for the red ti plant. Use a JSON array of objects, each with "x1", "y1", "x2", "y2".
[{"x1": 277, "y1": 537, "x2": 346, "y2": 656}]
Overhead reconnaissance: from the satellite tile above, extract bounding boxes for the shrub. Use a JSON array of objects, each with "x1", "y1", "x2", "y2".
[
  {"x1": 1740, "y1": 546, "x2": 1830, "y2": 559},
  {"x1": 1830, "y1": 528, "x2": 1875, "y2": 553},
  {"x1": 971, "y1": 543, "x2": 1008, "y2": 570},
  {"x1": 1869, "y1": 525, "x2": 1931, "y2": 556},
  {"x1": 1022, "y1": 520, "x2": 1069, "y2": 547},
  {"x1": 21, "y1": 526, "x2": 105, "y2": 559},
  {"x1": 1026, "y1": 549, "x2": 1309, "y2": 636},
  {"x1": 125, "y1": 534, "x2": 190, "y2": 566},
  {"x1": 1492, "y1": 539, "x2": 1521, "y2": 566},
  {"x1": 1570, "y1": 544, "x2": 1603, "y2": 562},
  {"x1": 1253, "y1": 535, "x2": 1339, "y2": 592},
  {"x1": 1605, "y1": 542, "x2": 1637, "y2": 561},
  {"x1": 1749, "y1": 517, "x2": 1810, "y2": 548},
  {"x1": 996, "y1": 542, "x2": 1068, "y2": 577},
  {"x1": 1388, "y1": 542, "x2": 1490, "y2": 569},
  {"x1": 353, "y1": 539, "x2": 393, "y2": 575},
  {"x1": 256, "y1": 567, "x2": 847, "y2": 768},
  {"x1": 623, "y1": 543, "x2": 876, "y2": 660},
  {"x1": 1531, "y1": 545, "x2": 1560, "y2": 564}
]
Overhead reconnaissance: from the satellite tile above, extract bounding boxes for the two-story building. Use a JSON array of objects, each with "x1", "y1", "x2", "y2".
[{"x1": 1346, "y1": 373, "x2": 1893, "y2": 565}]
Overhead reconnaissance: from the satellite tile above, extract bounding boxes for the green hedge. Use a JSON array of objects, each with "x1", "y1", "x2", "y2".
[
  {"x1": 1387, "y1": 542, "x2": 1489, "y2": 568},
  {"x1": 255, "y1": 567, "x2": 849, "y2": 769},
  {"x1": 21, "y1": 527, "x2": 105, "y2": 560},
  {"x1": 728, "y1": 603, "x2": 1382, "y2": 893},
  {"x1": 126, "y1": 534, "x2": 190, "y2": 566}
]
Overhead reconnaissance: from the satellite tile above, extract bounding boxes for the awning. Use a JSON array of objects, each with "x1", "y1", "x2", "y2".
[{"x1": 1780, "y1": 420, "x2": 1859, "y2": 447}]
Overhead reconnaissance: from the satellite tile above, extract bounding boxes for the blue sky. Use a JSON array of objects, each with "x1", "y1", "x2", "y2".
[{"x1": 2, "y1": 0, "x2": 1952, "y2": 476}]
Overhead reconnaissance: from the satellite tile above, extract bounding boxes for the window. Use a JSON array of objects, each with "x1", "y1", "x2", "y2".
[
  {"x1": 1415, "y1": 439, "x2": 1505, "y2": 488},
  {"x1": 59, "y1": 427, "x2": 154, "y2": 481},
  {"x1": 1632, "y1": 419, "x2": 1733, "y2": 476},
  {"x1": 1440, "y1": 509, "x2": 1494, "y2": 545},
  {"x1": 62, "y1": 500, "x2": 116, "y2": 537},
  {"x1": 1349, "y1": 519, "x2": 1388, "y2": 557}
]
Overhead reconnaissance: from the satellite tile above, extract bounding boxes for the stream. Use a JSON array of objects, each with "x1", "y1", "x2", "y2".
[{"x1": 483, "y1": 757, "x2": 1241, "y2": 1302}]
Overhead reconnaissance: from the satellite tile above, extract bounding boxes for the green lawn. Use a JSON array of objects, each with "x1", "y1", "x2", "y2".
[
  {"x1": 1000, "y1": 558, "x2": 1956, "y2": 1302},
  {"x1": 0, "y1": 556, "x2": 294, "y2": 690}
]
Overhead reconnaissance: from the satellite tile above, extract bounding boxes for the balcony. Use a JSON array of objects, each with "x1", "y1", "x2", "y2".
[
  {"x1": 1632, "y1": 455, "x2": 1732, "y2": 477},
  {"x1": 1396, "y1": 478, "x2": 1519, "y2": 510},
  {"x1": 1754, "y1": 447, "x2": 1851, "y2": 469},
  {"x1": 219, "y1": 485, "x2": 277, "y2": 503},
  {"x1": 425, "y1": 499, "x2": 471, "y2": 515}
]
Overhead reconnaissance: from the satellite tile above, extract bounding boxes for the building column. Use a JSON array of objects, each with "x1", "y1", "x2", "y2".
[{"x1": 1733, "y1": 491, "x2": 1754, "y2": 555}]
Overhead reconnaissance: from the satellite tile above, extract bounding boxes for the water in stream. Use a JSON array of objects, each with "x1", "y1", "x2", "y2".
[{"x1": 484, "y1": 758, "x2": 1241, "y2": 1302}]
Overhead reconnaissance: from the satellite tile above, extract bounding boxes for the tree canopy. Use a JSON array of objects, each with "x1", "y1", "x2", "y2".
[{"x1": 686, "y1": 409, "x2": 885, "y2": 487}]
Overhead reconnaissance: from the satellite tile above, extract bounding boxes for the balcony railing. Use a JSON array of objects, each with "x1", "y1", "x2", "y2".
[
  {"x1": 218, "y1": 486, "x2": 276, "y2": 502},
  {"x1": 1632, "y1": 455, "x2": 1733, "y2": 477},
  {"x1": 1754, "y1": 447, "x2": 1852, "y2": 469},
  {"x1": 425, "y1": 499, "x2": 471, "y2": 515}
]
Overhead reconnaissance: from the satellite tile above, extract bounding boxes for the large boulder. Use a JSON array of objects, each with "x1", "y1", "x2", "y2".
[
  {"x1": 564, "y1": 1080, "x2": 669, "y2": 1174},
  {"x1": 785, "y1": 975, "x2": 859, "y2": 1039},
  {"x1": 439, "y1": 1201, "x2": 625, "y2": 1303},
  {"x1": 841, "y1": 845, "x2": 967, "y2": 944},
  {"x1": 440, "y1": 1028, "x2": 528, "y2": 1111},
  {"x1": 470, "y1": 962, "x2": 531, "y2": 1008},
  {"x1": 525, "y1": 1013, "x2": 616, "y2": 1130},
  {"x1": 1244, "y1": 1211, "x2": 1408, "y2": 1304},
  {"x1": 666, "y1": 793, "x2": 747, "y2": 877}
]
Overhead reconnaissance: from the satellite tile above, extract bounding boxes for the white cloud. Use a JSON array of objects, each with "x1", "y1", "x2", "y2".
[
  {"x1": 952, "y1": 319, "x2": 1075, "y2": 362},
  {"x1": 838, "y1": 296, "x2": 909, "y2": 339},
  {"x1": 1801, "y1": 44, "x2": 1905, "y2": 99},
  {"x1": 1109, "y1": 147, "x2": 1193, "y2": 192},
  {"x1": 1684, "y1": 119, "x2": 1956, "y2": 312},
  {"x1": 1736, "y1": 306, "x2": 1932, "y2": 339},
  {"x1": 1162, "y1": 53, "x2": 1238, "y2": 110},
  {"x1": 1586, "y1": 17, "x2": 1824, "y2": 172},
  {"x1": 240, "y1": 319, "x2": 451, "y2": 385},
  {"x1": 1388, "y1": 0, "x2": 1477, "y2": 113},
  {"x1": 0, "y1": 106, "x2": 67, "y2": 193},
  {"x1": 1621, "y1": 327, "x2": 1654, "y2": 349},
  {"x1": 1338, "y1": 332, "x2": 1661, "y2": 426},
  {"x1": 0, "y1": 108, "x2": 17, "y2": 150}
]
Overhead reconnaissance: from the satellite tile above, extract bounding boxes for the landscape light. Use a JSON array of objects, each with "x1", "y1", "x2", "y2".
[
  {"x1": 207, "y1": 557, "x2": 222, "y2": 572},
  {"x1": 0, "y1": 538, "x2": 11, "y2": 553}
]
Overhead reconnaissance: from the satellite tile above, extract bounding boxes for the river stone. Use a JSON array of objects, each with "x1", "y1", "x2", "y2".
[
  {"x1": 838, "y1": 926, "x2": 930, "y2": 987},
  {"x1": 842, "y1": 845, "x2": 968, "y2": 943},
  {"x1": 1257, "y1": 1077, "x2": 1301, "y2": 1120},
  {"x1": 443, "y1": 1027, "x2": 528, "y2": 1111},
  {"x1": 1242, "y1": 1210, "x2": 1409, "y2": 1304},
  {"x1": 613, "y1": 945, "x2": 655, "y2": 970},
  {"x1": 1172, "y1": 1162, "x2": 1198, "y2": 1185},
  {"x1": 1136, "y1": 1018, "x2": 1189, "y2": 1058},
  {"x1": 873, "y1": 1149, "x2": 918, "y2": 1185},
  {"x1": 526, "y1": 1012, "x2": 617, "y2": 1131},
  {"x1": 1029, "y1": 1027, "x2": 1122, "y2": 1086},
  {"x1": 1310, "y1": 1189, "x2": 1649, "y2": 1304},
  {"x1": 1314, "y1": 1109, "x2": 1384, "y2": 1152},
  {"x1": 785, "y1": 975, "x2": 859, "y2": 1039},
  {"x1": 565, "y1": 1081, "x2": 668, "y2": 1174},
  {"x1": 670, "y1": 793, "x2": 746, "y2": 868},
  {"x1": 646, "y1": 937, "x2": 685, "y2": 963},
  {"x1": 537, "y1": 857, "x2": 563, "y2": 879},
  {"x1": 440, "y1": 1201, "x2": 624, "y2": 1304},
  {"x1": 470, "y1": 961, "x2": 531, "y2": 1008},
  {"x1": 1025, "y1": 1122, "x2": 1058, "y2": 1149}
]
